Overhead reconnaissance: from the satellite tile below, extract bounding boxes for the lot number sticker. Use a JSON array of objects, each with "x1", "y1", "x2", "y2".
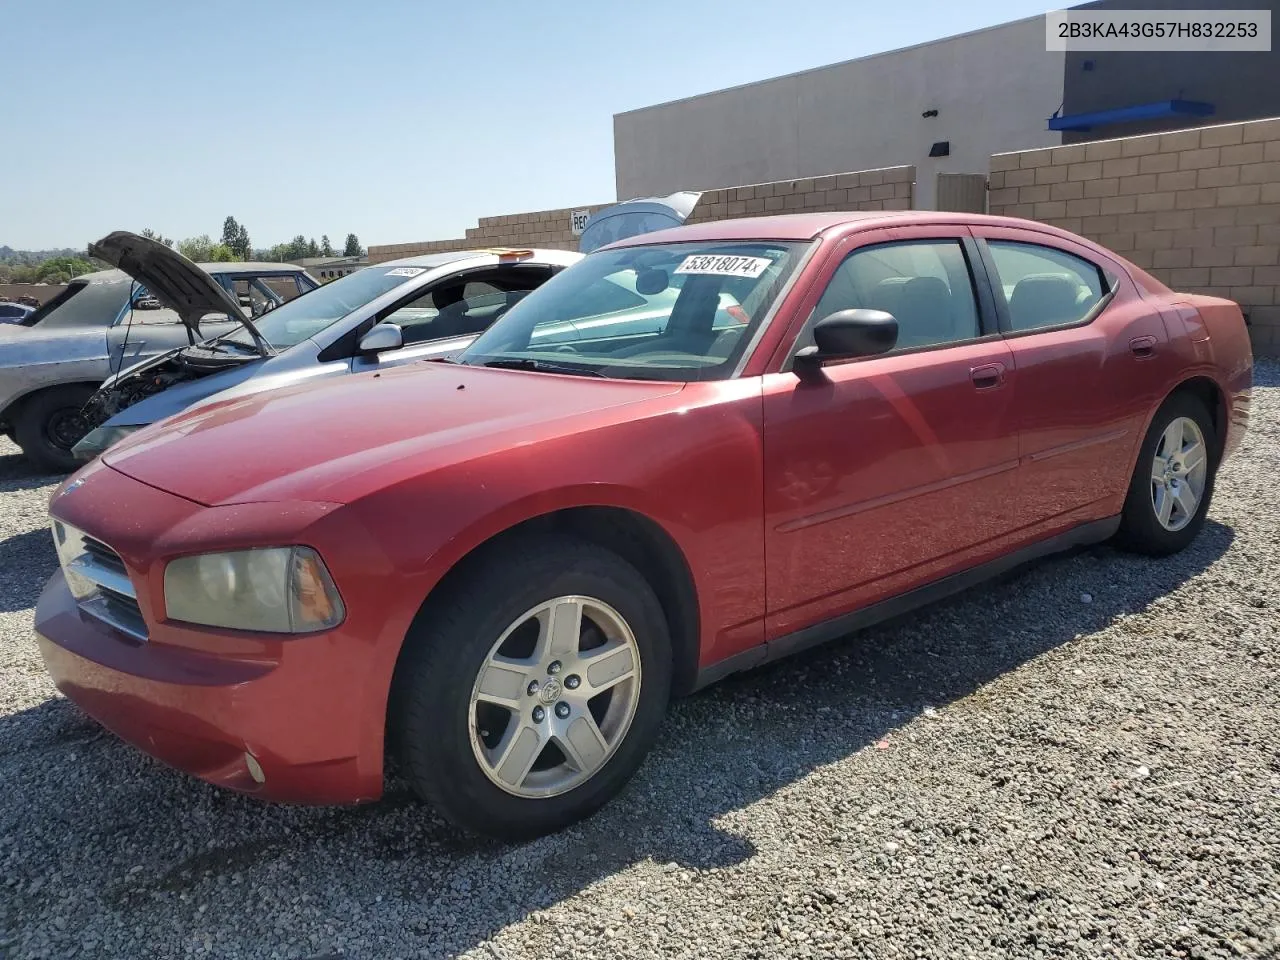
[
  {"x1": 385, "y1": 267, "x2": 426, "y2": 277},
  {"x1": 674, "y1": 254, "x2": 771, "y2": 278}
]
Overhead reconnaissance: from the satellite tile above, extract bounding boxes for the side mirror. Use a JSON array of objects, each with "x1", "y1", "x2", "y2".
[
  {"x1": 794, "y1": 309, "x2": 898, "y2": 381},
  {"x1": 358, "y1": 322, "x2": 404, "y2": 354}
]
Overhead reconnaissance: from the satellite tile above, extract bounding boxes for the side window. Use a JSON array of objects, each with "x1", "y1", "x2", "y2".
[
  {"x1": 986, "y1": 241, "x2": 1107, "y2": 332},
  {"x1": 127, "y1": 286, "x2": 184, "y2": 325},
  {"x1": 809, "y1": 240, "x2": 981, "y2": 351},
  {"x1": 260, "y1": 274, "x2": 308, "y2": 303},
  {"x1": 384, "y1": 271, "x2": 551, "y2": 345}
]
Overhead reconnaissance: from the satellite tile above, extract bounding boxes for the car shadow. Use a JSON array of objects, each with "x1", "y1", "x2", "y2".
[
  {"x1": 0, "y1": 528, "x2": 59, "y2": 613},
  {"x1": 0, "y1": 445, "x2": 65, "y2": 494},
  {"x1": 0, "y1": 521, "x2": 1234, "y2": 958}
]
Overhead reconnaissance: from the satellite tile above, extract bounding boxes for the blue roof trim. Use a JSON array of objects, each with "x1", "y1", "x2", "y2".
[{"x1": 1048, "y1": 99, "x2": 1215, "y2": 132}]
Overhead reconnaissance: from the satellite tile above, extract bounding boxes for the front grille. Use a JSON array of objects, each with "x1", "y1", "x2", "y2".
[
  {"x1": 81, "y1": 536, "x2": 128, "y2": 577},
  {"x1": 51, "y1": 521, "x2": 148, "y2": 642}
]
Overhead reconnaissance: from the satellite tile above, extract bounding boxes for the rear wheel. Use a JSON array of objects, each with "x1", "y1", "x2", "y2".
[
  {"x1": 390, "y1": 536, "x2": 672, "y2": 840},
  {"x1": 13, "y1": 385, "x2": 95, "y2": 473},
  {"x1": 1114, "y1": 393, "x2": 1216, "y2": 556}
]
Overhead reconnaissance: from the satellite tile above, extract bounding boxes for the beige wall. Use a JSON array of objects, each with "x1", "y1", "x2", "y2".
[
  {"x1": 685, "y1": 166, "x2": 915, "y2": 223},
  {"x1": 367, "y1": 204, "x2": 610, "y2": 264},
  {"x1": 990, "y1": 117, "x2": 1280, "y2": 355}
]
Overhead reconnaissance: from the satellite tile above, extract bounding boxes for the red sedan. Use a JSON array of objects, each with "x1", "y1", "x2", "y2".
[{"x1": 36, "y1": 212, "x2": 1252, "y2": 839}]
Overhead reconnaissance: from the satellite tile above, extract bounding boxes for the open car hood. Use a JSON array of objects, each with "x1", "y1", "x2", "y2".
[{"x1": 87, "y1": 231, "x2": 267, "y2": 351}]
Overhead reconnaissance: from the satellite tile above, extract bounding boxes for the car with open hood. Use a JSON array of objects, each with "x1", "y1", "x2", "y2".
[
  {"x1": 70, "y1": 245, "x2": 760, "y2": 462},
  {"x1": 35, "y1": 211, "x2": 1251, "y2": 841},
  {"x1": 72, "y1": 242, "x2": 585, "y2": 461},
  {"x1": 0, "y1": 235, "x2": 315, "y2": 471}
]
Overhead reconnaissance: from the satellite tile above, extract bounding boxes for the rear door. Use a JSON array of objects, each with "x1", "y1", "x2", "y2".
[
  {"x1": 760, "y1": 225, "x2": 1021, "y2": 637},
  {"x1": 970, "y1": 226, "x2": 1172, "y2": 529}
]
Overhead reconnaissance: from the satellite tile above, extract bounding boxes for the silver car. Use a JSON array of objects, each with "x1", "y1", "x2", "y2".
[
  {"x1": 74, "y1": 235, "x2": 584, "y2": 461},
  {"x1": 0, "y1": 243, "x2": 315, "y2": 470}
]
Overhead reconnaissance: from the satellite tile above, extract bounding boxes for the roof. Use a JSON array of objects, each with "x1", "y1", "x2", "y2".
[
  {"x1": 196, "y1": 261, "x2": 313, "y2": 273},
  {"x1": 604, "y1": 211, "x2": 1095, "y2": 247},
  {"x1": 379, "y1": 248, "x2": 580, "y2": 269}
]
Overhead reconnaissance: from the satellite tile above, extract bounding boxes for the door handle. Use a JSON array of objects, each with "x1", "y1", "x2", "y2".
[
  {"x1": 1129, "y1": 335, "x2": 1157, "y2": 358},
  {"x1": 970, "y1": 362, "x2": 1005, "y2": 389}
]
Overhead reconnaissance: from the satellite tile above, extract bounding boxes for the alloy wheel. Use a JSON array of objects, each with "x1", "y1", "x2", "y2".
[
  {"x1": 468, "y1": 596, "x2": 642, "y2": 798},
  {"x1": 1150, "y1": 415, "x2": 1208, "y2": 532}
]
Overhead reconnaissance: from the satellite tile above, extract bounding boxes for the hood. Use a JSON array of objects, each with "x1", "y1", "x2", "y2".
[
  {"x1": 87, "y1": 231, "x2": 268, "y2": 351},
  {"x1": 102, "y1": 362, "x2": 683, "y2": 506}
]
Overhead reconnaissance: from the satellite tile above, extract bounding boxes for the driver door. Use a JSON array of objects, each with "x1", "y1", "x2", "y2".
[{"x1": 760, "y1": 225, "x2": 1022, "y2": 638}]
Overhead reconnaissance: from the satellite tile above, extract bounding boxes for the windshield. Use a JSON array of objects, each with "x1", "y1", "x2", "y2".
[
  {"x1": 459, "y1": 241, "x2": 805, "y2": 381},
  {"x1": 222, "y1": 264, "x2": 427, "y2": 349}
]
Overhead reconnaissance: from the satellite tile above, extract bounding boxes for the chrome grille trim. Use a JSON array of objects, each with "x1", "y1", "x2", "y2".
[{"x1": 50, "y1": 520, "x2": 148, "y2": 642}]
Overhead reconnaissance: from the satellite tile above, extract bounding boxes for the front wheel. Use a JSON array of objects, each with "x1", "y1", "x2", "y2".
[
  {"x1": 390, "y1": 537, "x2": 672, "y2": 840},
  {"x1": 1114, "y1": 393, "x2": 1217, "y2": 556},
  {"x1": 13, "y1": 385, "x2": 96, "y2": 473}
]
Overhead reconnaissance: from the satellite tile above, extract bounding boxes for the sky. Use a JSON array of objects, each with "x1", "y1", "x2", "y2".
[{"x1": 1, "y1": 0, "x2": 1057, "y2": 251}]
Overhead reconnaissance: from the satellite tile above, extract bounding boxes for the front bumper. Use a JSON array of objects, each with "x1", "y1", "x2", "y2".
[
  {"x1": 35, "y1": 462, "x2": 393, "y2": 806},
  {"x1": 36, "y1": 571, "x2": 382, "y2": 804}
]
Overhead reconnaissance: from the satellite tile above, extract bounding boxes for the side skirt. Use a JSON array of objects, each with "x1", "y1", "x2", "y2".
[{"x1": 691, "y1": 515, "x2": 1121, "y2": 691}]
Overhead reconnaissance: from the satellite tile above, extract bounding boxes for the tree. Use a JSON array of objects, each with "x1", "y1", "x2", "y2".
[
  {"x1": 320, "y1": 235, "x2": 333, "y2": 257},
  {"x1": 176, "y1": 235, "x2": 215, "y2": 262},
  {"x1": 343, "y1": 233, "x2": 363, "y2": 257},
  {"x1": 207, "y1": 244, "x2": 238, "y2": 262},
  {"x1": 235, "y1": 225, "x2": 251, "y2": 260},
  {"x1": 285, "y1": 235, "x2": 310, "y2": 260},
  {"x1": 306, "y1": 238, "x2": 320, "y2": 257},
  {"x1": 32, "y1": 256, "x2": 97, "y2": 283},
  {"x1": 140, "y1": 228, "x2": 173, "y2": 248},
  {"x1": 221, "y1": 216, "x2": 241, "y2": 251}
]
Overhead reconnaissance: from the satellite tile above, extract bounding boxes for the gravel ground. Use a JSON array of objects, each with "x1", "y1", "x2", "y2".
[{"x1": 1, "y1": 361, "x2": 1277, "y2": 960}]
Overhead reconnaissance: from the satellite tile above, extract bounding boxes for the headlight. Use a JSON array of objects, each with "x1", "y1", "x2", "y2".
[
  {"x1": 72, "y1": 424, "x2": 143, "y2": 460},
  {"x1": 163, "y1": 547, "x2": 344, "y2": 633}
]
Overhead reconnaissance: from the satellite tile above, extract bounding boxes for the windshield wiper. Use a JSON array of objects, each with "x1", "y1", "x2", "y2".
[{"x1": 480, "y1": 357, "x2": 611, "y2": 378}]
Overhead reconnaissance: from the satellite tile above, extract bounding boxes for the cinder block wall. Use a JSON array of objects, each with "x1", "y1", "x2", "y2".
[
  {"x1": 368, "y1": 203, "x2": 609, "y2": 264},
  {"x1": 989, "y1": 118, "x2": 1280, "y2": 355},
  {"x1": 686, "y1": 166, "x2": 914, "y2": 223},
  {"x1": 368, "y1": 165, "x2": 916, "y2": 265}
]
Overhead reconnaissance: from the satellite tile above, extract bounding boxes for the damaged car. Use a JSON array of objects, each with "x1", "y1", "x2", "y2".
[
  {"x1": 0, "y1": 243, "x2": 315, "y2": 470},
  {"x1": 74, "y1": 236, "x2": 584, "y2": 461}
]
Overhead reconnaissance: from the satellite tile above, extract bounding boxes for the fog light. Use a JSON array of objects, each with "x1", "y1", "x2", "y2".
[{"x1": 245, "y1": 752, "x2": 265, "y2": 784}]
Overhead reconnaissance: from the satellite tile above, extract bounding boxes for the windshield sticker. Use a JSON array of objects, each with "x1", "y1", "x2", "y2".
[
  {"x1": 673, "y1": 254, "x2": 771, "y2": 279},
  {"x1": 385, "y1": 267, "x2": 426, "y2": 277}
]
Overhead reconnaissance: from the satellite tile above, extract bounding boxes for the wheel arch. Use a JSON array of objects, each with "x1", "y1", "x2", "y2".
[
  {"x1": 393, "y1": 504, "x2": 703, "y2": 704},
  {"x1": 0, "y1": 380, "x2": 102, "y2": 432},
  {"x1": 1, "y1": 380, "x2": 102, "y2": 423},
  {"x1": 1166, "y1": 374, "x2": 1228, "y2": 463}
]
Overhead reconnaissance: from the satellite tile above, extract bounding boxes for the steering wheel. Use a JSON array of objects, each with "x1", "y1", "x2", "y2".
[{"x1": 551, "y1": 344, "x2": 579, "y2": 354}]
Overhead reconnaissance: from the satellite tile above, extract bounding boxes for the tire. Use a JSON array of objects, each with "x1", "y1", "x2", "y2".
[
  {"x1": 390, "y1": 536, "x2": 673, "y2": 841},
  {"x1": 13, "y1": 385, "x2": 96, "y2": 473},
  {"x1": 1113, "y1": 392, "x2": 1217, "y2": 556}
]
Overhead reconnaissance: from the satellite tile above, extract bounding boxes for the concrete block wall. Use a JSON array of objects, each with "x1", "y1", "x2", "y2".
[
  {"x1": 367, "y1": 203, "x2": 609, "y2": 264},
  {"x1": 367, "y1": 165, "x2": 915, "y2": 266},
  {"x1": 685, "y1": 166, "x2": 915, "y2": 223},
  {"x1": 989, "y1": 117, "x2": 1280, "y2": 355}
]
